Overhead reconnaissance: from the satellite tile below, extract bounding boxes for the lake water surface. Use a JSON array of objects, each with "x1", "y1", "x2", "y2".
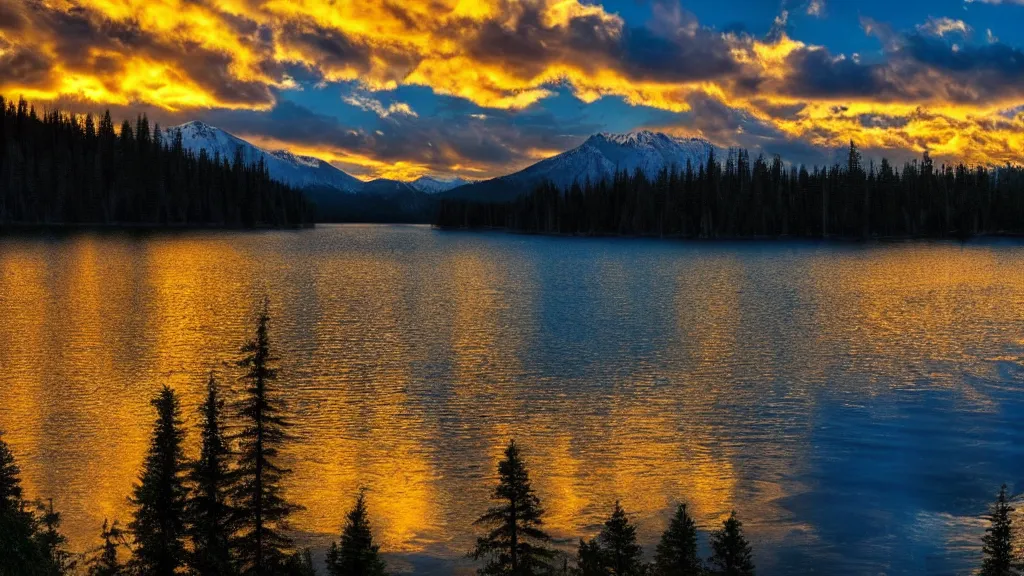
[{"x1": 1, "y1": 225, "x2": 1023, "y2": 575}]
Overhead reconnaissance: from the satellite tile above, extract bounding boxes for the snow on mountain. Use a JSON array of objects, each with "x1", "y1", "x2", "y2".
[
  {"x1": 410, "y1": 176, "x2": 472, "y2": 194},
  {"x1": 519, "y1": 130, "x2": 714, "y2": 190},
  {"x1": 445, "y1": 130, "x2": 715, "y2": 201},
  {"x1": 166, "y1": 121, "x2": 364, "y2": 193}
]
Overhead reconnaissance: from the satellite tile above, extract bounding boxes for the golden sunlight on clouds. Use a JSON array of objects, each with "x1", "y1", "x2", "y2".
[{"x1": 1, "y1": 0, "x2": 1023, "y2": 170}]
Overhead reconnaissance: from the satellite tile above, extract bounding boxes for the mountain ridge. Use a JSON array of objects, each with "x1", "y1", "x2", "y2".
[{"x1": 443, "y1": 129, "x2": 716, "y2": 202}]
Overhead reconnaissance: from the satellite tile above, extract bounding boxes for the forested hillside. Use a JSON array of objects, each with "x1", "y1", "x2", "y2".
[
  {"x1": 437, "y1": 144, "x2": 1024, "y2": 239},
  {"x1": 0, "y1": 97, "x2": 313, "y2": 228}
]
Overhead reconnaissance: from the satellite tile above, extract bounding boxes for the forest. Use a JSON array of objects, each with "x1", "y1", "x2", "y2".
[
  {"x1": 0, "y1": 97, "x2": 313, "y2": 228},
  {"x1": 435, "y1": 145, "x2": 1024, "y2": 240},
  {"x1": 1, "y1": 306, "x2": 1020, "y2": 576}
]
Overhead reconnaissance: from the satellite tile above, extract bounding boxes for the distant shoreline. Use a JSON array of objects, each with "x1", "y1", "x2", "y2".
[{"x1": 432, "y1": 225, "x2": 1024, "y2": 242}]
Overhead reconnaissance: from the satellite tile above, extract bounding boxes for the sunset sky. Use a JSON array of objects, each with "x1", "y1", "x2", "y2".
[{"x1": 2, "y1": 0, "x2": 1023, "y2": 180}]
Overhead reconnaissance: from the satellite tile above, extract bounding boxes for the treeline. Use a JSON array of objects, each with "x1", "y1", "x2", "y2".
[
  {"x1": 436, "y1": 144, "x2": 1024, "y2": 239},
  {"x1": 1, "y1": 308, "x2": 1021, "y2": 576},
  {"x1": 0, "y1": 96, "x2": 313, "y2": 228}
]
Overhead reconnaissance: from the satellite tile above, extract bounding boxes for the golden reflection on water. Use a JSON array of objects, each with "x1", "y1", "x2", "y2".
[{"x1": 1, "y1": 228, "x2": 1024, "y2": 574}]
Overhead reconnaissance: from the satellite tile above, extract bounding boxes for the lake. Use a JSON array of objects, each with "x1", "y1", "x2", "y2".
[{"x1": 1, "y1": 225, "x2": 1023, "y2": 575}]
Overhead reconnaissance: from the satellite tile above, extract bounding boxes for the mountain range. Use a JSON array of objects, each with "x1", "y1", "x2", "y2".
[
  {"x1": 166, "y1": 122, "x2": 717, "y2": 220},
  {"x1": 443, "y1": 131, "x2": 715, "y2": 202}
]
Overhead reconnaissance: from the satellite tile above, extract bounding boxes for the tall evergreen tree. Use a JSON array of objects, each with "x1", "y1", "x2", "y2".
[
  {"x1": 597, "y1": 501, "x2": 645, "y2": 576},
  {"x1": 471, "y1": 440, "x2": 554, "y2": 576},
  {"x1": 230, "y1": 305, "x2": 302, "y2": 575},
  {"x1": 86, "y1": 520, "x2": 125, "y2": 576},
  {"x1": 186, "y1": 372, "x2": 236, "y2": 576},
  {"x1": 325, "y1": 491, "x2": 387, "y2": 576},
  {"x1": 707, "y1": 512, "x2": 754, "y2": 576},
  {"x1": 574, "y1": 538, "x2": 605, "y2": 576},
  {"x1": 980, "y1": 485, "x2": 1020, "y2": 576},
  {"x1": 0, "y1": 434, "x2": 69, "y2": 576},
  {"x1": 128, "y1": 386, "x2": 188, "y2": 576},
  {"x1": 34, "y1": 499, "x2": 75, "y2": 574},
  {"x1": 654, "y1": 503, "x2": 702, "y2": 576}
]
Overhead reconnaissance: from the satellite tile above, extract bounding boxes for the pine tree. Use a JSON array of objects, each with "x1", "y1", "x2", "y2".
[
  {"x1": 654, "y1": 503, "x2": 702, "y2": 576},
  {"x1": 325, "y1": 491, "x2": 387, "y2": 576},
  {"x1": 574, "y1": 539, "x2": 605, "y2": 576},
  {"x1": 128, "y1": 386, "x2": 188, "y2": 576},
  {"x1": 980, "y1": 485, "x2": 1020, "y2": 576},
  {"x1": 86, "y1": 520, "x2": 125, "y2": 576},
  {"x1": 284, "y1": 549, "x2": 317, "y2": 576},
  {"x1": 707, "y1": 512, "x2": 754, "y2": 576},
  {"x1": 34, "y1": 499, "x2": 75, "y2": 574},
  {"x1": 230, "y1": 305, "x2": 302, "y2": 575},
  {"x1": 0, "y1": 434, "x2": 66, "y2": 576},
  {"x1": 597, "y1": 501, "x2": 645, "y2": 576},
  {"x1": 0, "y1": 436, "x2": 22, "y2": 509},
  {"x1": 186, "y1": 373, "x2": 236, "y2": 576},
  {"x1": 471, "y1": 440, "x2": 554, "y2": 576}
]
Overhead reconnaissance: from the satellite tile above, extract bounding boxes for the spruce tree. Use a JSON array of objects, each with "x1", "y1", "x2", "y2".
[
  {"x1": 128, "y1": 386, "x2": 188, "y2": 576},
  {"x1": 86, "y1": 520, "x2": 125, "y2": 576},
  {"x1": 0, "y1": 434, "x2": 64, "y2": 576},
  {"x1": 230, "y1": 306, "x2": 302, "y2": 575},
  {"x1": 471, "y1": 440, "x2": 554, "y2": 575},
  {"x1": 597, "y1": 501, "x2": 645, "y2": 576},
  {"x1": 980, "y1": 485, "x2": 1020, "y2": 576},
  {"x1": 574, "y1": 538, "x2": 605, "y2": 576},
  {"x1": 654, "y1": 503, "x2": 702, "y2": 576},
  {"x1": 186, "y1": 372, "x2": 236, "y2": 576},
  {"x1": 326, "y1": 492, "x2": 387, "y2": 576},
  {"x1": 34, "y1": 499, "x2": 75, "y2": 574},
  {"x1": 707, "y1": 512, "x2": 754, "y2": 576}
]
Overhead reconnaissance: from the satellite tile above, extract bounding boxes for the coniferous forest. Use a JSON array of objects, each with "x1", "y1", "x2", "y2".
[
  {"x1": 436, "y1": 145, "x2": 1024, "y2": 240},
  {"x1": 1, "y1": 304, "x2": 1021, "y2": 576},
  {"x1": 0, "y1": 97, "x2": 313, "y2": 228}
]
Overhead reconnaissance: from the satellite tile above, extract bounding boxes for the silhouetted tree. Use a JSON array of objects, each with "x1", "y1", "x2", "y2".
[
  {"x1": 186, "y1": 373, "x2": 236, "y2": 576},
  {"x1": 128, "y1": 386, "x2": 188, "y2": 576},
  {"x1": 0, "y1": 96, "x2": 313, "y2": 228},
  {"x1": 86, "y1": 520, "x2": 126, "y2": 576},
  {"x1": 471, "y1": 440, "x2": 554, "y2": 576},
  {"x1": 436, "y1": 142, "x2": 1024, "y2": 241},
  {"x1": 707, "y1": 512, "x2": 754, "y2": 576},
  {"x1": 0, "y1": 434, "x2": 71, "y2": 576},
  {"x1": 597, "y1": 501, "x2": 645, "y2": 576},
  {"x1": 654, "y1": 504, "x2": 702, "y2": 576},
  {"x1": 34, "y1": 499, "x2": 75, "y2": 574},
  {"x1": 325, "y1": 491, "x2": 387, "y2": 576},
  {"x1": 284, "y1": 549, "x2": 316, "y2": 576},
  {"x1": 980, "y1": 485, "x2": 1020, "y2": 576},
  {"x1": 574, "y1": 539, "x2": 605, "y2": 576},
  {"x1": 230, "y1": 305, "x2": 302, "y2": 575}
]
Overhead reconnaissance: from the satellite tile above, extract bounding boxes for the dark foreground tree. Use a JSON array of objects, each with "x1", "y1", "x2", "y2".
[
  {"x1": 34, "y1": 499, "x2": 75, "y2": 574},
  {"x1": 574, "y1": 538, "x2": 606, "y2": 576},
  {"x1": 654, "y1": 503, "x2": 702, "y2": 576},
  {"x1": 284, "y1": 550, "x2": 316, "y2": 576},
  {"x1": 980, "y1": 485, "x2": 1020, "y2": 576},
  {"x1": 708, "y1": 512, "x2": 754, "y2": 576},
  {"x1": 86, "y1": 520, "x2": 126, "y2": 576},
  {"x1": 231, "y1": 305, "x2": 302, "y2": 575},
  {"x1": 0, "y1": 434, "x2": 71, "y2": 576},
  {"x1": 471, "y1": 440, "x2": 554, "y2": 575},
  {"x1": 597, "y1": 501, "x2": 645, "y2": 576},
  {"x1": 326, "y1": 491, "x2": 387, "y2": 576},
  {"x1": 128, "y1": 386, "x2": 188, "y2": 576},
  {"x1": 186, "y1": 373, "x2": 236, "y2": 576}
]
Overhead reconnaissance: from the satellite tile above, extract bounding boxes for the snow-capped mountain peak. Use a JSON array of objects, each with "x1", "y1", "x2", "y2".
[
  {"x1": 411, "y1": 175, "x2": 472, "y2": 194},
  {"x1": 444, "y1": 130, "x2": 716, "y2": 201},
  {"x1": 166, "y1": 122, "x2": 363, "y2": 193},
  {"x1": 270, "y1": 150, "x2": 323, "y2": 170}
]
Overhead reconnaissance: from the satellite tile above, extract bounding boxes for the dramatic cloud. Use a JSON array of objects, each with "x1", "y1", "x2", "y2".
[{"x1": 1, "y1": 0, "x2": 1023, "y2": 176}]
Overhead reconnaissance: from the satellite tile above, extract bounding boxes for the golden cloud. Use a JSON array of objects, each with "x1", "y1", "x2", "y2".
[{"x1": 1, "y1": 0, "x2": 1022, "y2": 174}]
